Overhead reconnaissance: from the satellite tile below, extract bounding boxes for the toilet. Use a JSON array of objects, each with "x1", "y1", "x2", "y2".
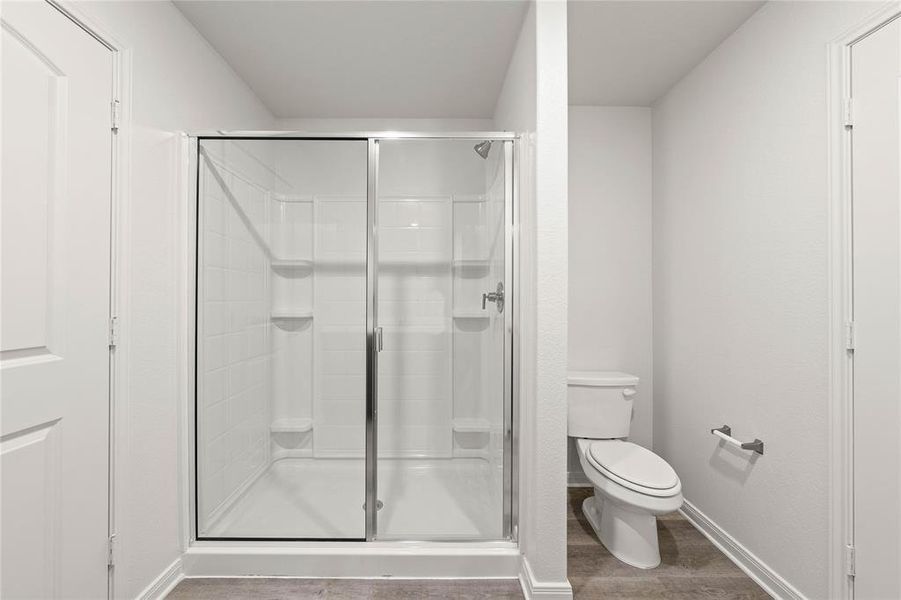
[{"x1": 568, "y1": 371, "x2": 682, "y2": 569}]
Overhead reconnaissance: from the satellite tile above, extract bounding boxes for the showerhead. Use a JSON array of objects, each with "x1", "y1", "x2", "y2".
[{"x1": 473, "y1": 140, "x2": 492, "y2": 159}]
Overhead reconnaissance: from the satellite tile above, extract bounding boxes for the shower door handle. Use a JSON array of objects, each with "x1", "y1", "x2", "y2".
[{"x1": 481, "y1": 282, "x2": 505, "y2": 313}]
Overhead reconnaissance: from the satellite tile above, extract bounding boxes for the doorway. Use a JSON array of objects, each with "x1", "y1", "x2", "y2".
[
  {"x1": 1, "y1": 1, "x2": 115, "y2": 598},
  {"x1": 847, "y1": 12, "x2": 901, "y2": 600}
]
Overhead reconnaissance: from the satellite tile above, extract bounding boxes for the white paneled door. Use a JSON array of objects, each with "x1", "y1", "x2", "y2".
[
  {"x1": 1, "y1": 2, "x2": 114, "y2": 598},
  {"x1": 850, "y1": 14, "x2": 901, "y2": 600}
]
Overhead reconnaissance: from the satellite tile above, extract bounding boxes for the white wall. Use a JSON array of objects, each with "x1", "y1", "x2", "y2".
[
  {"x1": 567, "y1": 106, "x2": 652, "y2": 485},
  {"x1": 71, "y1": 2, "x2": 275, "y2": 597},
  {"x1": 495, "y1": 1, "x2": 571, "y2": 594},
  {"x1": 652, "y1": 2, "x2": 883, "y2": 598}
]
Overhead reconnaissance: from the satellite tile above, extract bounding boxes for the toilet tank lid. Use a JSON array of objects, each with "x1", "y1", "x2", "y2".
[{"x1": 567, "y1": 371, "x2": 639, "y2": 387}]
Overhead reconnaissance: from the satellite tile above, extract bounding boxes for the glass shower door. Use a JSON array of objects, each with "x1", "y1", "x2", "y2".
[
  {"x1": 195, "y1": 138, "x2": 369, "y2": 540},
  {"x1": 195, "y1": 135, "x2": 513, "y2": 542},
  {"x1": 373, "y1": 138, "x2": 511, "y2": 540}
]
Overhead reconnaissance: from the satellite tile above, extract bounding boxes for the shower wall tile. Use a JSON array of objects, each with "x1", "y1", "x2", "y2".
[
  {"x1": 198, "y1": 143, "x2": 500, "y2": 483},
  {"x1": 197, "y1": 146, "x2": 273, "y2": 531},
  {"x1": 377, "y1": 198, "x2": 452, "y2": 457},
  {"x1": 311, "y1": 195, "x2": 455, "y2": 458},
  {"x1": 451, "y1": 185, "x2": 505, "y2": 466},
  {"x1": 313, "y1": 198, "x2": 369, "y2": 456},
  {"x1": 204, "y1": 338, "x2": 227, "y2": 371}
]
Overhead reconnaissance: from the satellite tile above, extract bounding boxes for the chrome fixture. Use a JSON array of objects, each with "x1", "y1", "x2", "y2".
[
  {"x1": 474, "y1": 140, "x2": 492, "y2": 159},
  {"x1": 482, "y1": 281, "x2": 505, "y2": 313},
  {"x1": 362, "y1": 500, "x2": 384, "y2": 511},
  {"x1": 711, "y1": 425, "x2": 764, "y2": 455}
]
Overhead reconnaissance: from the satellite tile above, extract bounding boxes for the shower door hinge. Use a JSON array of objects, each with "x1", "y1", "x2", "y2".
[
  {"x1": 109, "y1": 316, "x2": 119, "y2": 348},
  {"x1": 845, "y1": 321, "x2": 855, "y2": 352},
  {"x1": 845, "y1": 544, "x2": 855, "y2": 577},
  {"x1": 107, "y1": 534, "x2": 117, "y2": 568},
  {"x1": 375, "y1": 327, "x2": 384, "y2": 353},
  {"x1": 111, "y1": 100, "x2": 121, "y2": 132},
  {"x1": 843, "y1": 98, "x2": 854, "y2": 128}
]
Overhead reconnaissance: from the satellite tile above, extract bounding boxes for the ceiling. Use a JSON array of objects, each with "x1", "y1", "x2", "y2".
[
  {"x1": 568, "y1": 1, "x2": 765, "y2": 106},
  {"x1": 174, "y1": 0, "x2": 529, "y2": 119},
  {"x1": 176, "y1": 0, "x2": 764, "y2": 117}
]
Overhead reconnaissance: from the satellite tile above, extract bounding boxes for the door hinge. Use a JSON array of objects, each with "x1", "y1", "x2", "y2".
[
  {"x1": 111, "y1": 100, "x2": 121, "y2": 132},
  {"x1": 843, "y1": 98, "x2": 854, "y2": 128},
  {"x1": 108, "y1": 534, "x2": 117, "y2": 568},
  {"x1": 109, "y1": 316, "x2": 119, "y2": 348},
  {"x1": 845, "y1": 321, "x2": 855, "y2": 352},
  {"x1": 375, "y1": 326, "x2": 384, "y2": 353},
  {"x1": 845, "y1": 544, "x2": 855, "y2": 577}
]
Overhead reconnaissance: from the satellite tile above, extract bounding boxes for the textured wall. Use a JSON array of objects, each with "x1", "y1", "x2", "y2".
[
  {"x1": 531, "y1": 0, "x2": 569, "y2": 588},
  {"x1": 652, "y1": 3, "x2": 882, "y2": 597},
  {"x1": 495, "y1": 1, "x2": 571, "y2": 592},
  {"x1": 567, "y1": 106, "x2": 653, "y2": 486}
]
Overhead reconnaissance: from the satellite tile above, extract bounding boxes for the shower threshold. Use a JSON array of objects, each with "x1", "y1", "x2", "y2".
[{"x1": 202, "y1": 456, "x2": 504, "y2": 541}]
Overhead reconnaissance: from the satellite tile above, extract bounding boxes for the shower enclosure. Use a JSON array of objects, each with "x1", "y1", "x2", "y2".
[{"x1": 193, "y1": 134, "x2": 515, "y2": 542}]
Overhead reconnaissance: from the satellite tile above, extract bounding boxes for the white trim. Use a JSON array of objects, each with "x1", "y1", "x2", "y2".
[
  {"x1": 136, "y1": 559, "x2": 184, "y2": 600},
  {"x1": 178, "y1": 134, "x2": 198, "y2": 550},
  {"x1": 517, "y1": 556, "x2": 573, "y2": 600},
  {"x1": 826, "y1": 26, "x2": 854, "y2": 600},
  {"x1": 190, "y1": 130, "x2": 519, "y2": 140},
  {"x1": 827, "y1": 5, "x2": 901, "y2": 599},
  {"x1": 38, "y1": 3, "x2": 132, "y2": 599},
  {"x1": 680, "y1": 500, "x2": 804, "y2": 600}
]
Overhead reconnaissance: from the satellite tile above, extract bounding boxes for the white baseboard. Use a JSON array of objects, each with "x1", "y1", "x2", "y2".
[
  {"x1": 679, "y1": 500, "x2": 805, "y2": 600},
  {"x1": 518, "y1": 555, "x2": 573, "y2": 599},
  {"x1": 136, "y1": 558, "x2": 184, "y2": 600}
]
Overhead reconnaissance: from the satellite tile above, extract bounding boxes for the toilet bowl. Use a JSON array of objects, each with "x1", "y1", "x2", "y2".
[
  {"x1": 576, "y1": 438, "x2": 682, "y2": 568},
  {"x1": 568, "y1": 371, "x2": 683, "y2": 569}
]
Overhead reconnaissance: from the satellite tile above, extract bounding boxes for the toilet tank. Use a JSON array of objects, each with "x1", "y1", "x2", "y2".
[{"x1": 567, "y1": 371, "x2": 639, "y2": 439}]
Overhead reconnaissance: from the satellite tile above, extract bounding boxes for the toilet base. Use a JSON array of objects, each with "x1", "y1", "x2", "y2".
[{"x1": 582, "y1": 492, "x2": 661, "y2": 569}]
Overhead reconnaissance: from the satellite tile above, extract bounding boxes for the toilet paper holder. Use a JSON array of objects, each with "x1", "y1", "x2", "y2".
[{"x1": 711, "y1": 425, "x2": 764, "y2": 455}]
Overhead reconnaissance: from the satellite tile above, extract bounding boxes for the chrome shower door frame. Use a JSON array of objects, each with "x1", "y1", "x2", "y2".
[{"x1": 190, "y1": 132, "x2": 518, "y2": 543}]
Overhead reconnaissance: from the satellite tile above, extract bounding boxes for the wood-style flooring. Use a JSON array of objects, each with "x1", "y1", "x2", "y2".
[
  {"x1": 166, "y1": 488, "x2": 770, "y2": 599},
  {"x1": 567, "y1": 487, "x2": 770, "y2": 599}
]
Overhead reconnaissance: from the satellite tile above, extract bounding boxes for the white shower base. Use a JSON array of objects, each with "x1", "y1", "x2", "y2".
[{"x1": 204, "y1": 457, "x2": 503, "y2": 540}]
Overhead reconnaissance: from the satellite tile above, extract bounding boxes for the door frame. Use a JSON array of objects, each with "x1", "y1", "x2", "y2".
[
  {"x1": 827, "y1": 4, "x2": 901, "y2": 598},
  {"x1": 18, "y1": 1, "x2": 129, "y2": 598},
  {"x1": 184, "y1": 132, "x2": 520, "y2": 544}
]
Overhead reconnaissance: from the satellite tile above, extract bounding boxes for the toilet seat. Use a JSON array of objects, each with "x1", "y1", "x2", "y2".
[
  {"x1": 586, "y1": 440, "x2": 679, "y2": 496},
  {"x1": 579, "y1": 439, "x2": 681, "y2": 498}
]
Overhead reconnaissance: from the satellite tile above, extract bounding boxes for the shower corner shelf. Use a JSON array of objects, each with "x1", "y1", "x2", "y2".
[
  {"x1": 270, "y1": 310, "x2": 314, "y2": 321},
  {"x1": 452, "y1": 310, "x2": 490, "y2": 320},
  {"x1": 270, "y1": 418, "x2": 313, "y2": 434},
  {"x1": 452, "y1": 259, "x2": 490, "y2": 270},
  {"x1": 270, "y1": 258, "x2": 313, "y2": 270},
  {"x1": 452, "y1": 418, "x2": 491, "y2": 434}
]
